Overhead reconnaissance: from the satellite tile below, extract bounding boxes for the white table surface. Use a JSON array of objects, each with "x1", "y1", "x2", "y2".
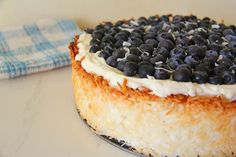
[{"x1": 0, "y1": 67, "x2": 134, "y2": 157}]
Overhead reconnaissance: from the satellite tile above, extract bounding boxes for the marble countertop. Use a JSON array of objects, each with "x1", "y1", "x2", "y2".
[{"x1": 0, "y1": 67, "x2": 134, "y2": 157}]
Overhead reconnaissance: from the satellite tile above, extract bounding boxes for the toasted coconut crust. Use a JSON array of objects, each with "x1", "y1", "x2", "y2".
[{"x1": 69, "y1": 36, "x2": 236, "y2": 157}]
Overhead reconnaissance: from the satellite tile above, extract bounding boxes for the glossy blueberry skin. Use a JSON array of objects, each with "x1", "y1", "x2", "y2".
[
  {"x1": 222, "y1": 71, "x2": 236, "y2": 84},
  {"x1": 153, "y1": 47, "x2": 169, "y2": 58},
  {"x1": 167, "y1": 58, "x2": 183, "y2": 69},
  {"x1": 170, "y1": 47, "x2": 186, "y2": 59},
  {"x1": 154, "y1": 68, "x2": 171, "y2": 80},
  {"x1": 130, "y1": 38, "x2": 143, "y2": 47},
  {"x1": 173, "y1": 67, "x2": 192, "y2": 82},
  {"x1": 223, "y1": 28, "x2": 236, "y2": 36},
  {"x1": 184, "y1": 55, "x2": 200, "y2": 68},
  {"x1": 112, "y1": 49, "x2": 126, "y2": 58},
  {"x1": 157, "y1": 32, "x2": 174, "y2": 42},
  {"x1": 130, "y1": 47, "x2": 142, "y2": 56},
  {"x1": 192, "y1": 71, "x2": 209, "y2": 84},
  {"x1": 139, "y1": 44, "x2": 154, "y2": 53},
  {"x1": 123, "y1": 61, "x2": 138, "y2": 76},
  {"x1": 205, "y1": 50, "x2": 218, "y2": 60},
  {"x1": 145, "y1": 39, "x2": 158, "y2": 47},
  {"x1": 195, "y1": 63, "x2": 213, "y2": 75},
  {"x1": 187, "y1": 45, "x2": 206, "y2": 59},
  {"x1": 106, "y1": 56, "x2": 117, "y2": 67},
  {"x1": 138, "y1": 64, "x2": 154, "y2": 78},
  {"x1": 208, "y1": 75, "x2": 223, "y2": 85},
  {"x1": 114, "y1": 32, "x2": 128, "y2": 41},
  {"x1": 158, "y1": 39, "x2": 175, "y2": 51},
  {"x1": 127, "y1": 54, "x2": 141, "y2": 63},
  {"x1": 150, "y1": 54, "x2": 165, "y2": 65}
]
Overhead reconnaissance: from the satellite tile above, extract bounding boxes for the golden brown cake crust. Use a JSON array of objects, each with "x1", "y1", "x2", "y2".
[{"x1": 69, "y1": 36, "x2": 236, "y2": 157}]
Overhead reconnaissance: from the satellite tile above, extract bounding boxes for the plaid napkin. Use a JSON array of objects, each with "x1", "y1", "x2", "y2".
[{"x1": 0, "y1": 19, "x2": 81, "y2": 79}]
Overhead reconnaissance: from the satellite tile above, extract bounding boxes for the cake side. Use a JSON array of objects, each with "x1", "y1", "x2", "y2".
[{"x1": 69, "y1": 38, "x2": 236, "y2": 157}]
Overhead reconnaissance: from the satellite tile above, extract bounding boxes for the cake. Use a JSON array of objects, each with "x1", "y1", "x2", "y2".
[{"x1": 69, "y1": 14, "x2": 236, "y2": 157}]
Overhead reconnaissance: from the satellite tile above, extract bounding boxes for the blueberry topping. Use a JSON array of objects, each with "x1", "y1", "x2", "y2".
[
  {"x1": 86, "y1": 14, "x2": 236, "y2": 84},
  {"x1": 173, "y1": 66, "x2": 192, "y2": 82},
  {"x1": 192, "y1": 71, "x2": 209, "y2": 83},
  {"x1": 138, "y1": 64, "x2": 154, "y2": 78},
  {"x1": 123, "y1": 61, "x2": 138, "y2": 76},
  {"x1": 106, "y1": 56, "x2": 117, "y2": 67}
]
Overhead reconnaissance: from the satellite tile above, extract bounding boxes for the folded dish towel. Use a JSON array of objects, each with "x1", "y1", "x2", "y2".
[{"x1": 0, "y1": 19, "x2": 82, "y2": 79}]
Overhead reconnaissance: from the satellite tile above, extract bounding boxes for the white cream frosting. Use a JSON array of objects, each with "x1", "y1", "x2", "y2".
[{"x1": 75, "y1": 33, "x2": 236, "y2": 101}]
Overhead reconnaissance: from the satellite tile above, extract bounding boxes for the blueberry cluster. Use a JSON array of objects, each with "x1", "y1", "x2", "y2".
[{"x1": 85, "y1": 15, "x2": 236, "y2": 84}]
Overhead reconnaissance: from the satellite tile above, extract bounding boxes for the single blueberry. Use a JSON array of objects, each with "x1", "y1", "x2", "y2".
[
  {"x1": 170, "y1": 47, "x2": 186, "y2": 59},
  {"x1": 184, "y1": 55, "x2": 200, "y2": 68},
  {"x1": 138, "y1": 64, "x2": 154, "y2": 78},
  {"x1": 112, "y1": 49, "x2": 126, "y2": 58},
  {"x1": 145, "y1": 39, "x2": 158, "y2": 47},
  {"x1": 139, "y1": 44, "x2": 154, "y2": 53},
  {"x1": 137, "y1": 16, "x2": 149, "y2": 25},
  {"x1": 92, "y1": 31, "x2": 104, "y2": 40},
  {"x1": 123, "y1": 61, "x2": 138, "y2": 76},
  {"x1": 127, "y1": 54, "x2": 141, "y2": 63},
  {"x1": 222, "y1": 71, "x2": 236, "y2": 84},
  {"x1": 223, "y1": 28, "x2": 236, "y2": 36},
  {"x1": 106, "y1": 56, "x2": 117, "y2": 67},
  {"x1": 104, "y1": 45, "x2": 113, "y2": 53},
  {"x1": 158, "y1": 39, "x2": 175, "y2": 51},
  {"x1": 140, "y1": 53, "x2": 151, "y2": 61},
  {"x1": 153, "y1": 47, "x2": 169, "y2": 58},
  {"x1": 208, "y1": 75, "x2": 223, "y2": 85},
  {"x1": 143, "y1": 33, "x2": 157, "y2": 41},
  {"x1": 114, "y1": 40, "x2": 123, "y2": 48},
  {"x1": 154, "y1": 68, "x2": 171, "y2": 80},
  {"x1": 130, "y1": 38, "x2": 143, "y2": 47},
  {"x1": 195, "y1": 63, "x2": 213, "y2": 75},
  {"x1": 219, "y1": 48, "x2": 234, "y2": 59},
  {"x1": 172, "y1": 67, "x2": 192, "y2": 82},
  {"x1": 103, "y1": 22, "x2": 113, "y2": 30},
  {"x1": 187, "y1": 45, "x2": 206, "y2": 59},
  {"x1": 160, "y1": 15, "x2": 170, "y2": 22},
  {"x1": 208, "y1": 34, "x2": 222, "y2": 43},
  {"x1": 172, "y1": 15, "x2": 184, "y2": 24},
  {"x1": 176, "y1": 64, "x2": 192, "y2": 71},
  {"x1": 150, "y1": 54, "x2": 165, "y2": 65},
  {"x1": 205, "y1": 50, "x2": 218, "y2": 60},
  {"x1": 157, "y1": 32, "x2": 174, "y2": 42},
  {"x1": 117, "y1": 60, "x2": 127, "y2": 71},
  {"x1": 89, "y1": 45, "x2": 100, "y2": 53},
  {"x1": 167, "y1": 58, "x2": 183, "y2": 69},
  {"x1": 218, "y1": 57, "x2": 233, "y2": 68},
  {"x1": 130, "y1": 31, "x2": 143, "y2": 39},
  {"x1": 192, "y1": 71, "x2": 209, "y2": 83},
  {"x1": 129, "y1": 47, "x2": 142, "y2": 56},
  {"x1": 191, "y1": 35, "x2": 207, "y2": 45},
  {"x1": 102, "y1": 35, "x2": 115, "y2": 43},
  {"x1": 98, "y1": 51, "x2": 110, "y2": 60},
  {"x1": 114, "y1": 32, "x2": 128, "y2": 41},
  {"x1": 214, "y1": 65, "x2": 227, "y2": 74},
  {"x1": 203, "y1": 57, "x2": 216, "y2": 67}
]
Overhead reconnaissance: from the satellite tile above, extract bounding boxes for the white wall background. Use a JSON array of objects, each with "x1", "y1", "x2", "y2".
[{"x1": 0, "y1": 0, "x2": 235, "y2": 29}]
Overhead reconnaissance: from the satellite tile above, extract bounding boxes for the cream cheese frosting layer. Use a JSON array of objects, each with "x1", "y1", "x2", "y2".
[{"x1": 75, "y1": 33, "x2": 236, "y2": 101}]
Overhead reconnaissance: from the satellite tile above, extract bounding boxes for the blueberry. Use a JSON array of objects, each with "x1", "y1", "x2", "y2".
[
  {"x1": 192, "y1": 71, "x2": 209, "y2": 83},
  {"x1": 114, "y1": 40, "x2": 123, "y2": 48},
  {"x1": 203, "y1": 57, "x2": 215, "y2": 67},
  {"x1": 89, "y1": 45, "x2": 100, "y2": 53},
  {"x1": 195, "y1": 29, "x2": 209, "y2": 39},
  {"x1": 173, "y1": 15, "x2": 184, "y2": 24},
  {"x1": 150, "y1": 54, "x2": 165, "y2": 65},
  {"x1": 187, "y1": 45, "x2": 206, "y2": 59},
  {"x1": 184, "y1": 55, "x2": 200, "y2": 68},
  {"x1": 208, "y1": 34, "x2": 222, "y2": 43},
  {"x1": 208, "y1": 75, "x2": 223, "y2": 84},
  {"x1": 145, "y1": 39, "x2": 158, "y2": 47},
  {"x1": 143, "y1": 33, "x2": 156, "y2": 41},
  {"x1": 129, "y1": 47, "x2": 142, "y2": 55},
  {"x1": 153, "y1": 47, "x2": 169, "y2": 58},
  {"x1": 157, "y1": 32, "x2": 174, "y2": 42},
  {"x1": 209, "y1": 43, "x2": 222, "y2": 52},
  {"x1": 123, "y1": 61, "x2": 138, "y2": 76},
  {"x1": 106, "y1": 56, "x2": 117, "y2": 67},
  {"x1": 205, "y1": 50, "x2": 218, "y2": 60},
  {"x1": 112, "y1": 49, "x2": 126, "y2": 58},
  {"x1": 176, "y1": 37, "x2": 192, "y2": 47},
  {"x1": 104, "y1": 45, "x2": 113, "y2": 53},
  {"x1": 225, "y1": 35, "x2": 236, "y2": 43},
  {"x1": 84, "y1": 28, "x2": 94, "y2": 34},
  {"x1": 139, "y1": 44, "x2": 154, "y2": 53},
  {"x1": 92, "y1": 31, "x2": 103, "y2": 40},
  {"x1": 130, "y1": 38, "x2": 143, "y2": 47},
  {"x1": 191, "y1": 35, "x2": 207, "y2": 45},
  {"x1": 98, "y1": 51, "x2": 110, "y2": 59},
  {"x1": 219, "y1": 48, "x2": 234, "y2": 59},
  {"x1": 222, "y1": 71, "x2": 236, "y2": 84},
  {"x1": 140, "y1": 53, "x2": 151, "y2": 61},
  {"x1": 103, "y1": 22, "x2": 113, "y2": 30},
  {"x1": 214, "y1": 65, "x2": 227, "y2": 74},
  {"x1": 186, "y1": 23, "x2": 198, "y2": 31},
  {"x1": 130, "y1": 31, "x2": 143, "y2": 39},
  {"x1": 95, "y1": 24, "x2": 104, "y2": 30},
  {"x1": 160, "y1": 15, "x2": 170, "y2": 22},
  {"x1": 102, "y1": 35, "x2": 115, "y2": 43},
  {"x1": 154, "y1": 68, "x2": 171, "y2": 80},
  {"x1": 167, "y1": 58, "x2": 183, "y2": 69},
  {"x1": 139, "y1": 61, "x2": 153, "y2": 67},
  {"x1": 127, "y1": 54, "x2": 141, "y2": 62},
  {"x1": 138, "y1": 64, "x2": 154, "y2": 78},
  {"x1": 170, "y1": 47, "x2": 186, "y2": 59},
  {"x1": 176, "y1": 64, "x2": 192, "y2": 71},
  {"x1": 105, "y1": 27, "x2": 119, "y2": 36},
  {"x1": 90, "y1": 38, "x2": 100, "y2": 46},
  {"x1": 117, "y1": 60, "x2": 127, "y2": 71},
  {"x1": 229, "y1": 64, "x2": 236, "y2": 75},
  {"x1": 115, "y1": 32, "x2": 128, "y2": 41},
  {"x1": 195, "y1": 63, "x2": 213, "y2": 75},
  {"x1": 172, "y1": 67, "x2": 192, "y2": 82},
  {"x1": 137, "y1": 16, "x2": 148, "y2": 25},
  {"x1": 223, "y1": 28, "x2": 236, "y2": 36},
  {"x1": 218, "y1": 57, "x2": 233, "y2": 68},
  {"x1": 158, "y1": 39, "x2": 175, "y2": 51}
]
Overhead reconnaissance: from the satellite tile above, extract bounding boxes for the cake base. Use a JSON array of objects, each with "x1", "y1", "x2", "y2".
[{"x1": 77, "y1": 108, "x2": 144, "y2": 157}]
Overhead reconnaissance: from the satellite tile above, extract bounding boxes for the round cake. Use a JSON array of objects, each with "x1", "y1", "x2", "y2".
[{"x1": 69, "y1": 14, "x2": 236, "y2": 157}]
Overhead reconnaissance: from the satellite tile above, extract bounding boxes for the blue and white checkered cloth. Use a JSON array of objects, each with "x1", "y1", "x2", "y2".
[{"x1": 0, "y1": 19, "x2": 81, "y2": 79}]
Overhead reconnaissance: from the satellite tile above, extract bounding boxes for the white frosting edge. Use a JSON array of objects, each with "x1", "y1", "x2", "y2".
[{"x1": 75, "y1": 33, "x2": 236, "y2": 101}]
